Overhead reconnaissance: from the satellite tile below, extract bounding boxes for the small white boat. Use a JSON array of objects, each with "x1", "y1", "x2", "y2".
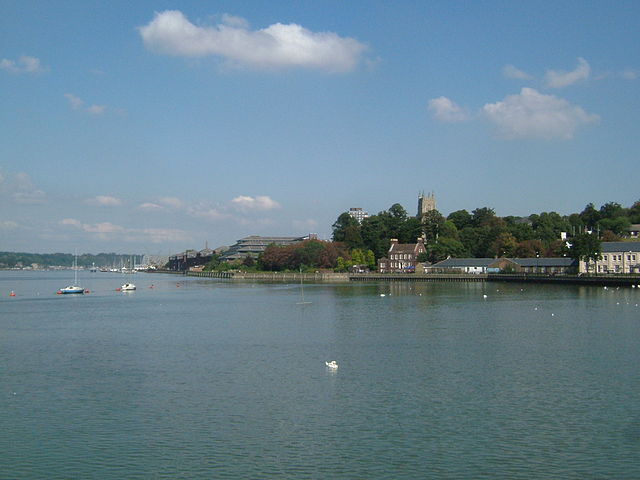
[
  {"x1": 325, "y1": 360, "x2": 338, "y2": 369},
  {"x1": 59, "y1": 285, "x2": 84, "y2": 294},
  {"x1": 121, "y1": 283, "x2": 136, "y2": 291}
]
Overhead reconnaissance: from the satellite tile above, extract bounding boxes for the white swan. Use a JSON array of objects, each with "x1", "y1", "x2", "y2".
[{"x1": 325, "y1": 360, "x2": 338, "y2": 369}]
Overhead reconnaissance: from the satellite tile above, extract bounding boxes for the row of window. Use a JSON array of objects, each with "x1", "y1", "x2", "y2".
[
  {"x1": 602, "y1": 254, "x2": 637, "y2": 262},
  {"x1": 391, "y1": 254, "x2": 414, "y2": 260}
]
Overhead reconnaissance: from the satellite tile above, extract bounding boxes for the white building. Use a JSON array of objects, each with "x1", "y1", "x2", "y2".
[
  {"x1": 579, "y1": 241, "x2": 640, "y2": 274},
  {"x1": 348, "y1": 207, "x2": 369, "y2": 223}
]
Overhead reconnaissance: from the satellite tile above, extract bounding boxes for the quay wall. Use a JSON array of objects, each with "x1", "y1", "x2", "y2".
[
  {"x1": 186, "y1": 271, "x2": 348, "y2": 282},
  {"x1": 178, "y1": 270, "x2": 640, "y2": 286}
]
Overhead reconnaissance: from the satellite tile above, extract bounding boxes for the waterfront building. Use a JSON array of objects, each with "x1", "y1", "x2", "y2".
[
  {"x1": 425, "y1": 258, "x2": 511, "y2": 274},
  {"x1": 378, "y1": 238, "x2": 426, "y2": 273},
  {"x1": 220, "y1": 234, "x2": 316, "y2": 262},
  {"x1": 426, "y1": 257, "x2": 576, "y2": 274},
  {"x1": 580, "y1": 241, "x2": 640, "y2": 274},
  {"x1": 348, "y1": 207, "x2": 369, "y2": 224},
  {"x1": 167, "y1": 244, "x2": 226, "y2": 271}
]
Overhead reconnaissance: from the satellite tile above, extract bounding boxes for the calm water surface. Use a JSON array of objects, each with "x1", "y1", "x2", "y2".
[{"x1": 1, "y1": 270, "x2": 639, "y2": 479}]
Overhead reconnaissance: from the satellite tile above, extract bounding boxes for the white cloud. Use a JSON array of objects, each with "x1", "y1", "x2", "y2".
[
  {"x1": 64, "y1": 93, "x2": 84, "y2": 110},
  {"x1": 482, "y1": 87, "x2": 599, "y2": 140},
  {"x1": 545, "y1": 57, "x2": 591, "y2": 88},
  {"x1": 0, "y1": 170, "x2": 46, "y2": 204},
  {"x1": 64, "y1": 93, "x2": 108, "y2": 115},
  {"x1": 86, "y1": 195, "x2": 123, "y2": 207},
  {"x1": 158, "y1": 197, "x2": 185, "y2": 209},
  {"x1": 428, "y1": 96, "x2": 470, "y2": 123},
  {"x1": 502, "y1": 64, "x2": 532, "y2": 80},
  {"x1": 87, "y1": 104, "x2": 107, "y2": 115},
  {"x1": 138, "y1": 202, "x2": 164, "y2": 211},
  {"x1": 60, "y1": 218, "x2": 82, "y2": 228},
  {"x1": 125, "y1": 228, "x2": 192, "y2": 244},
  {"x1": 59, "y1": 218, "x2": 190, "y2": 244},
  {"x1": 620, "y1": 69, "x2": 638, "y2": 80},
  {"x1": 0, "y1": 55, "x2": 45, "y2": 74},
  {"x1": 220, "y1": 14, "x2": 249, "y2": 29},
  {"x1": 231, "y1": 195, "x2": 281, "y2": 211},
  {"x1": 186, "y1": 201, "x2": 230, "y2": 221},
  {"x1": 139, "y1": 10, "x2": 367, "y2": 73},
  {"x1": 82, "y1": 222, "x2": 125, "y2": 234},
  {"x1": 0, "y1": 220, "x2": 19, "y2": 230}
]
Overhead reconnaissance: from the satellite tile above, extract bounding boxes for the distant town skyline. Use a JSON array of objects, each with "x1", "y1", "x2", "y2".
[{"x1": 2, "y1": 1, "x2": 639, "y2": 254}]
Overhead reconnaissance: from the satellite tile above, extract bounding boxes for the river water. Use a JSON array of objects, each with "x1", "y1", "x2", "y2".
[{"x1": 1, "y1": 270, "x2": 639, "y2": 479}]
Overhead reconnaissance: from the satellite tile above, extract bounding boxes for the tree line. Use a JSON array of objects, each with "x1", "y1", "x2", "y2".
[
  {"x1": 202, "y1": 199, "x2": 639, "y2": 272},
  {"x1": 0, "y1": 252, "x2": 142, "y2": 269},
  {"x1": 333, "y1": 200, "x2": 640, "y2": 265}
]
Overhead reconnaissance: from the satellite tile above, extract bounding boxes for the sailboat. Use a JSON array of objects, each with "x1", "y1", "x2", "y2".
[
  {"x1": 296, "y1": 268, "x2": 312, "y2": 305},
  {"x1": 58, "y1": 251, "x2": 84, "y2": 294}
]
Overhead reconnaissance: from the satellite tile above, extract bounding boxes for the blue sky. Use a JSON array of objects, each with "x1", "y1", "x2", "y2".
[{"x1": 1, "y1": 1, "x2": 639, "y2": 254}]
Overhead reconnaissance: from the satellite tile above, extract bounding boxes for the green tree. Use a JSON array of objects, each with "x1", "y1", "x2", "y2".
[
  {"x1": 351, "y1": 248, "x2": 375, "y2": 269},
  {"x1": 471, "y1": 207, "x2": 496, "y2": 227},
  {"x1": 599, "y1": 216, "x2": 630, "y2": 236},
  {"x1": 427, "y1": 237, "x2": 467, "y2": 263},
  {"x1": 439, "y1": 220, "x2": 459, "y2": 240},
  {"x1": 490, "y1": 232, "x2": 518, "y2": 257},
  {"x1": 599, "y1": 202, "x2": 625, "y2": 219},
  {"x1": 360, "y1": 215, "x2": 390, "y2": 260},
  {"x1": 398, "y1": 217, "x2": 423, "y2": 244},
  {"x1": 628, "y1": 200, "x2": 640, "y2": 223},
  {"x1": 204, "y1": 254, "x2": 222, "y2": 271},
  {"x1": 447, "y1": 210, "x2": 472, "y2": 230},
  {"x1": 515, "y1": 239, "x2": 545, "y2": 258},
  {"x1": 332, "y1": 213, "x2": 359, "y2": 241},
  {"x1": 568, "y1": 233, "x2": 601, "y2": 271},
  {"x1": 421, "y1": 209, "x2": 445, "y2": 242},
  {"x1": 580, "y1": 203, "x2": 600, "y2": 229}
]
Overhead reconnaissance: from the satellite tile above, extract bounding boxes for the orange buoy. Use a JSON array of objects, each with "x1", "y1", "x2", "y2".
[{"x1": 9, "y1": 291, "x2": 16, "y2": 297}]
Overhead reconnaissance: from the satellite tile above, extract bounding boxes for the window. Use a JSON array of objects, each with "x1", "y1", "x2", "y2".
[{"x1": 603, "y1": 255, "x2": 607, "y2": 261}]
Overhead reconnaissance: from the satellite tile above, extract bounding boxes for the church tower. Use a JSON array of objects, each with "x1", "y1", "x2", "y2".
[{"x1": 417, "y1": 191, "x2": 436, "y2": 217}]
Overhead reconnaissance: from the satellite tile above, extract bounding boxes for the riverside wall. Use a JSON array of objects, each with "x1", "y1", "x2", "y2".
[{"x1": 181, "y1": 270, "x2": 640, "y2": 286}]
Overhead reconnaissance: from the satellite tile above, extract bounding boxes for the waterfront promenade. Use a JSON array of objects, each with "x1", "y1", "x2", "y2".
[{"x1": 182, "y1": 270, "x2": 640, "y2": 286}]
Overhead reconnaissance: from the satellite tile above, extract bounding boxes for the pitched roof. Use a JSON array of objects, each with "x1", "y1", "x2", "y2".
[
  {"x1": 430, "y1": 258, "x2": 497, "y2": 268},
  {"x1": 510, "y1": 258, "x2": 576, "y2": 267},
  {"x1": 389, "y1": 239, "x2": 424, "y2": 254},
  {"x1": 430, "y1": 257, "x2": 576, "y2": 268},
  {"x1": 601, "y1": 241, "x2": 640, "y2": 253}
]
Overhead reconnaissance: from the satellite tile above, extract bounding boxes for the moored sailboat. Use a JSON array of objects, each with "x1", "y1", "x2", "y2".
[{"x1": 58, "y1": 251, "x2": 85, "y2": 294}]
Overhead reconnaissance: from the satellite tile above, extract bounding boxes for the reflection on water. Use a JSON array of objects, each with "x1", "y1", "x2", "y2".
[{"x1": 1, "y1": 271, "x2": 639, "y2": 479}]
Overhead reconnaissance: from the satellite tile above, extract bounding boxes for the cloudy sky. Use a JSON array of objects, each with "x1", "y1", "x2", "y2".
[{"x1": 1, "y1": 1, "x2": 638, "y2": 254}]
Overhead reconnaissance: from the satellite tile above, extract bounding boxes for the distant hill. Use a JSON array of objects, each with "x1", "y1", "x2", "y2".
[{"x1": 0, "y1": 252, "x2": 143, "y2": 269}]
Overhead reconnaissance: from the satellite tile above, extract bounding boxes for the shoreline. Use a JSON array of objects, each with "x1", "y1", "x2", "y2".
[{"x1": 178, "y1": 270, "x2": 640, "y2": 287}]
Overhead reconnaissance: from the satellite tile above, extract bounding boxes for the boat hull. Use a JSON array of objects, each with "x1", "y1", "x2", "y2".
[{"x1": 59, "y1": 286, "x2": 84, "y2": 294}]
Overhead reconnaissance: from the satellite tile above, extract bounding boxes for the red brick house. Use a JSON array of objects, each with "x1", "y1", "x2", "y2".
[{"x1": 378, "y1": 238, "x2": 426, "y2": 273}]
